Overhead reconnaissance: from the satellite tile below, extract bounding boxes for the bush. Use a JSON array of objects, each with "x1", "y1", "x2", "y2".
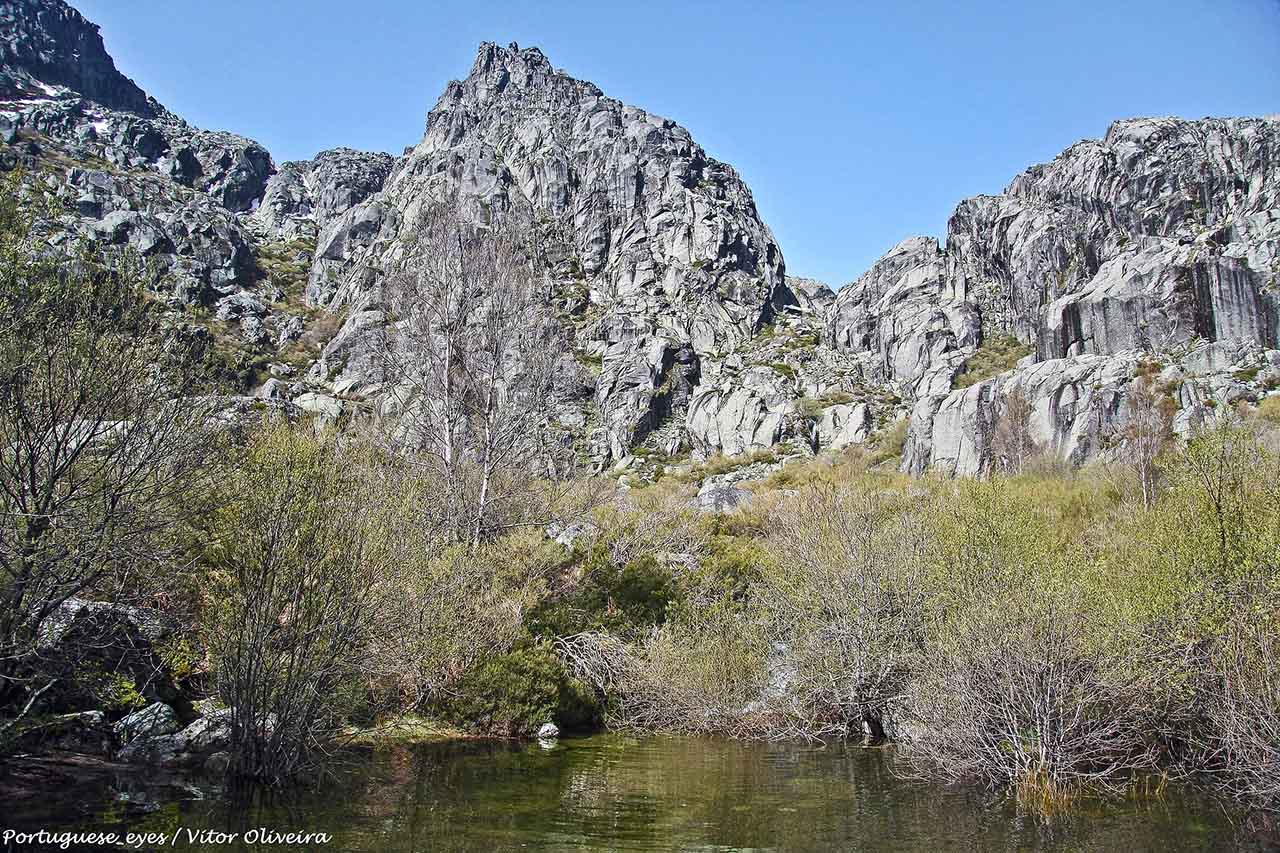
[
  {"x1": 437, "y1": 642, "x2": 599, "y2": 736},
  {"x1": 528, "y1": 548, "x2": 681, "y2": 638},
  {"x1": 902, "y1": 587, "x2": 1162, "y2": 794},
  {"x1": 954, "y1": 335, "x2": 1034, "y2": 388},
  {"x1": 1256, "y1": 395, "x2": 1280, "y2": 424}
]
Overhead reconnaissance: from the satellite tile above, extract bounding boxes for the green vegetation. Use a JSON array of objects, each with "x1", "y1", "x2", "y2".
[
  {"x1": 4, "y1": 172, "x2": 1280, "y2": 819},
  {"x1": 796, "y1": 390, "x2": 857, "y2": 419},
  {"x1": 955, "y1": 334, "x2": 1034, "y2": 388},
  {"x1": 254, "y1": 238, "x2": 316, "y2": 304},
  {"x1": 556, "y1": 419, "x2": 1280, "y2": 811},
  {"x1": 1257, "y1": 395, "x2": 1280, "y2": 423}
]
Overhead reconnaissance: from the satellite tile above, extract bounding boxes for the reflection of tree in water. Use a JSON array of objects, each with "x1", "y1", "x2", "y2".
[
  {"x1": 329, "y1": 737, "x2": 1252, "y2": 852},
  {"x1": 18, "y1": 736, "x2": 1265, "y2": 851}
]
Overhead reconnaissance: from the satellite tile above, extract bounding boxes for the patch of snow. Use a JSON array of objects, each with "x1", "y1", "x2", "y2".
[
  {"x1": 91, "y1": 120, "x2": 111, "y2": 135},
  {"x1": 34, "y1": 80, "x2": 65, "y2": 97}
]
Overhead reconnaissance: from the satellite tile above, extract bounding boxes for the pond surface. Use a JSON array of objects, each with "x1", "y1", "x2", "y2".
[{"x1": 6, "y1": 734, "x2": 1270, "y2": 851}]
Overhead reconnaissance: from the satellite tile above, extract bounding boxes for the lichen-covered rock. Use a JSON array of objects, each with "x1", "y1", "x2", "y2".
[{"x1": 116, "y1": 708, "x2": 231, "y2": 767}]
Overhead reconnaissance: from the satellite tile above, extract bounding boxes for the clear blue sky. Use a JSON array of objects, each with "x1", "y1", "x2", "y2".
[{"x1": 75, "y1": 0, "x2": 1279, "y2": 285}]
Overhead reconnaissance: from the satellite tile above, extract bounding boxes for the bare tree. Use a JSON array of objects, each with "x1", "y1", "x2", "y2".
[
  {"x1": 991, "y1": 386, "x2": 1041, "y2": 475},
  {"x1": 0, "y1": 173, "x2": 210, "y2": 739},
  {"x1": 760, "y1": 485, "x2": 930, "y2": 740},
  {"x1": 1119, "y1": 374, "x2": 1176, "y2": 509},
  {"x1": 902, "y1": 593, "x2": 1162, "y2": 797},
  {"x1": 1194, "y1": 609, "x2": 1280, "y2": 806},
  {"x1": 203, "y1": 427, "x2": 395, "y2": 782},
  {"x1": 381, "y1": 205, "x2": 564, "y2": 549}
]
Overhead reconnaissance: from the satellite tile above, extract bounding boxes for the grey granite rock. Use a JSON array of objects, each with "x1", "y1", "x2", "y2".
[
  {"x1": 828, "y1": 237, "x2": 979, "y2": 401},
  {"x1": 0, "y1": 0, "x2": 155, "y2": 115}
]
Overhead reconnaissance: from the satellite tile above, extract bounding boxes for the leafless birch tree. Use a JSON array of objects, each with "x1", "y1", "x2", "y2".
[{"x1": 382, "y1": 205, "x2": 563, "y2": 550}]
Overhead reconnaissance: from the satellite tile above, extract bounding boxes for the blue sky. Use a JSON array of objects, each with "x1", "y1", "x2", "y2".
[{"x1": 76, "y1": 0, "x2": 1279, "y2": 285}]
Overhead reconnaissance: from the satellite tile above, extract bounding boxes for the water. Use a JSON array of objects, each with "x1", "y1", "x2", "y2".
[{"x1": 5, "y1": 734, "x2": 1268, "y2": 851}]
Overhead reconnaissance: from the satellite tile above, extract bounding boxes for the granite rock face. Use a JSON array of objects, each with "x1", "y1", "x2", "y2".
[
  {"x1": 902, "y1": 353, "x2": 1138, "y2": 477},
  {"x1": 850, "y1": 116, "x2": 1280, "y2": 476},
  {"x1": 946, "y1": 117, "x2": 1280, "y2": 345},
  {"x1": 297, "y1": 41, "x2": 806, "y2": 464},
  {"x1": 828, "y1": 237, "x2": 980, "y2": 401},
  {"x1": 0, "y1": 0, "x2": 154, "y2": 115}
]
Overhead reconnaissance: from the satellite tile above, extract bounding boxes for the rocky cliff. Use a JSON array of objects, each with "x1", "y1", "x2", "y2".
[
  {"x1": 894, "y1": 117, "x2": 1280, "y2": 476},
  {"x1": 3, "y1": 0, "x2": 1278, "y2": 481}
]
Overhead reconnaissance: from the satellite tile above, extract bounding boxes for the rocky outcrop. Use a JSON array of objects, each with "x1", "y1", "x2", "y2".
[
  {"x1": 888, "y1": 116, "x2": 1280, "y2": 476},
  {"x1": 828, "y1": 237, "x2": 980, "y2": 400},
  {"x1": 0, "y1": 0, "x2": 154, "y2": 115},
  {"x1": 784, "y1": 276, "x2": 836, "y2": 316},
  {"x1": 1039, "y1": 222, "x2": 1280, "y2": 360},
  {"x1": 5, "y1": 0, "x2": 1279, "y2": 477},
  {"x1": 299, "y1": 42, "x2": 800, "y2": 462},
  {"x1": 903, "y1": 353, "x2": 1137, "y2": 477},
  {"x1": 254, "y1": 147, "x2": 395, "y2": 243},
  {"x1": 946, "y1": 117, "x2": 1280, "y2": 345}
]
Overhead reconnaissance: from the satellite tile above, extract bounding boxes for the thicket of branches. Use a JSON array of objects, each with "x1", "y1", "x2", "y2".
[
  {"x1": 562, "y1": 416, "x2": 1280, "y2": 812},
  {"x1": 0, "y1": 173, "x2": 212, "y2": 747},
  {"x1": 5, "y1": 165, "x2": 1280, "y2": 818}
]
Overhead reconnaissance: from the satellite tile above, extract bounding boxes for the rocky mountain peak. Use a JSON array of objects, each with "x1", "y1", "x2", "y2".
[{"x1": 0, "y1": 0, "x2": 155, "y2": 116}]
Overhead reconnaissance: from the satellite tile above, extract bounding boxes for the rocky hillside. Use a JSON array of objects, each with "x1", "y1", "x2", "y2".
[
  {"x1": 3, "y1": 0, "x2": 1278, "y2": 481},
  {"x1": 894, "y1": 117, "x2": 1280, "y2": 475}
]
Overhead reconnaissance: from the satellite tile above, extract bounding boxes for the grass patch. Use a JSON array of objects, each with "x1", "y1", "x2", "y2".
[
  {"x1": 770, "y1": 363, "x2": 797, "y2": 380},
  {"x1": 796, "y1": 391, "x2": 857, "y2": 419},
  {"x1": 955, "y1": 335, "x2": 1034, "y2": 389}
]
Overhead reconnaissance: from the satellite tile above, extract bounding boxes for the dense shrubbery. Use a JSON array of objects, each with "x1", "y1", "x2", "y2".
[
  {"x1": 435, "y1": 641, "x2": 599, "y2": 736},
  {"x1": 560, "y1": 418, "x2": 1280, "y2": 811},
  {"x1": 5, "y1": 172, "x2": 1280, "y2": 814}
]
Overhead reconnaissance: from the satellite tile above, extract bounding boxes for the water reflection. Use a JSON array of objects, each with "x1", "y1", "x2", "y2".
[{"x1": 6, "y1": 735, "x2": 1271, "y2": 851}]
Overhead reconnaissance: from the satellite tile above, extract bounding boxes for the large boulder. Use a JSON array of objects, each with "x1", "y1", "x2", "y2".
[
  {"x1": 112, "y1": 702, "x2": 181, "y2": 744},
  {"x1": 816, "y1": 403, "x2": 873, "y2": 451},
  {"x1": 685, "y1": 366, "x2": 796, "y2": 458},
  {"x1": 116, "y1": 708, "x2": 231, "y2": 767}
]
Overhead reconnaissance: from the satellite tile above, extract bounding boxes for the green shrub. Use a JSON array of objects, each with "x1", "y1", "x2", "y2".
[
  {"x1": 437, "y1": 642, "x2": 599, "y2": 736},
  {"x1": 867, "y1": 419, "x2": 909, "y2": 466},
  {"x1": 954, "y1": 335, "x2": 1034, "y2": 388},
  {"x1": 529, "y1": 549, "x2": 681, "y2": 638},
  {"x1": 770, "y1": 363, "x2": 797, "y2": 379},
  {"x1": 1255, "y1": 395, "x2": 1280, "y2": 424}
]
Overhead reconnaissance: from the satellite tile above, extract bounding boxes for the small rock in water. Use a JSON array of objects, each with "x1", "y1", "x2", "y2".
[{"x1": 537, "y1": 722, "x2": 560, "y2": 739}]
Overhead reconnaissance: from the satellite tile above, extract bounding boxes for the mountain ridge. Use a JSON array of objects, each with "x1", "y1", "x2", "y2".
[{"x1": 3, "y1": 0, "x2": 1278, "y2": 481}]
